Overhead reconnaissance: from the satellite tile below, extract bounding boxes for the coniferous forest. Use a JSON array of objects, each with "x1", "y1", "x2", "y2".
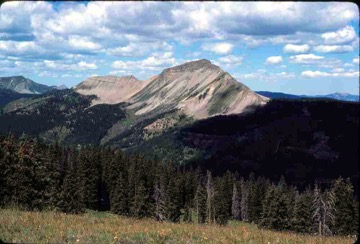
[{"x1": 0, "y1": 134, "x2": 358, "y2": 237}]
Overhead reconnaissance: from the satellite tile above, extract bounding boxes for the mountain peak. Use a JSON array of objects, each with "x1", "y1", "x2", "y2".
[
  {"x1": 162, "y1": 58, "x2": 218, "y2": 74},
  {"x1": 0, "y1": 76, "x2": 53, "y2": 94}
]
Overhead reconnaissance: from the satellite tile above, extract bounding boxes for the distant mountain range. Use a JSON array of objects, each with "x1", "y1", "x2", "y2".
[
  {"x1": 256, "y1": 91, "x2": 359, "y2": 102},
  {"x1": 0, "y1": 60, "x2": 358, "y2": 193},
  {"x1": 0, "y1": 76, "x2": 67, "y2": 107}
]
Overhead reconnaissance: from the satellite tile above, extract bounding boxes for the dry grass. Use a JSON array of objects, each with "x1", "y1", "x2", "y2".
[{"x1": 0, "y1": 208, "x2": 356, "y2": 244}]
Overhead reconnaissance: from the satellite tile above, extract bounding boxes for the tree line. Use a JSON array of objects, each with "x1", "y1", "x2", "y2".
[{"x1": 0, "y1": 134, "x2": 358, "y2": 236}]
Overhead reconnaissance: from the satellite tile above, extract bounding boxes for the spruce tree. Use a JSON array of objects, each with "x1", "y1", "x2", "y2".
[
  {"x1": 194, "y1": 181, "x2": 207, "y2": 224},
  {"x1": 214, "y1": 177, "x2": 231, "y2": 225},
  {"x1": 291, "y1": 188, "x2": 313, "y2": 233},
  {"x1": 332, "y1": 177, "x2": 358, "y2": 235}
]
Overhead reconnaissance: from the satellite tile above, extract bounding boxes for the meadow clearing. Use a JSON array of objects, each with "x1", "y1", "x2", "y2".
[{"x1": 0, "y1": 208, "x2": 356, "y2": 244}]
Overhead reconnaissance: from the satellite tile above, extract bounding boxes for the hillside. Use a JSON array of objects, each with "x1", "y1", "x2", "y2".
[
  {"x1": 0, "y1": 209, "x2": 355, "y2": 244},
  {"x1": 125, "y1": 99, "x2": 359, "y2": 194},
  {"x1": 0, "y1": 88, "x2": 37, "y2": 108}
]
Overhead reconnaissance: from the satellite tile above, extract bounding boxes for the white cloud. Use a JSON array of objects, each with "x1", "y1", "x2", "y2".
[
  {"x1": 344, "y1": 63, "x2": 354, "y2": 67},
  {"x1": 107, "y1": 41, "x2": 173, "y2": 57},
  {"x1": 289, "y1": 53, "x2": 344, "y2": 69},
  {"x1": 314, "y1": 45, "x2": 354, "y2": 53},
  {"x1": 201, "y1": 42, "x2": 234, "y2": 55},
  {"x1": 265, "y1": 56, "x2": 283, "y2": 65},
  {"x1": 44, "y1": 60, "x2": 97, "y2": 71},
  {"x1": 283, "y1": 44, "x2": 310, "y2": 53},
  {"x1": 111, "y1": 52, "x2": 177, "y2": 74},
  {"x1": 68, "y1": 36, "x2": 102, "y2": 51},
  {"x1": 301, "y1": 70, "x2": 359, "y2": 78},
  {"x1": 321, "y1": 26, "x2": 357, "y2": 44},
  {"x1": 238, "y1": 70, "x2": 295, "y2": 81},
  {"x1": 289, "y1": 53, "x2": 324, "y2": 64},
  {"x1": 217, "y1": 55, "x2": 243, "y2": 66},
  {"x1": 353, "y1": 57, "x2": 359, "y2": 64}
]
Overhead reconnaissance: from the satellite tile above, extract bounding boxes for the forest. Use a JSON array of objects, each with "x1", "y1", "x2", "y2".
[{"x1": 0, "y1": 133, "x2": 358, "y2": 237}]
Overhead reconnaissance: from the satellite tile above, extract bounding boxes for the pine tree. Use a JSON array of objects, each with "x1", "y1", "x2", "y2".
[
  {"x1": 194, "y1": 181, "x2": 207, "y2": 224},
  {"x1": 111, "y1": 172, "x2": 129, "y2": 215},
  {"x1": 59, "y1": 149, "x2": 84, "y2": 214},
  {"x1": 332, "y1": 177, "x2": 358, "y2": 235},
  {"x1": 165, "y1": 176, "x2": 182, "y2": 222},
  {"x1": 291, "y1": 188, "x2": 313, "y2": 233},
  {"x1": 77, "y1": 147, "x2": 100, "y2": 210},
  {"x1": 214, "y1": 177, "x2": 231, "y2": 225}
]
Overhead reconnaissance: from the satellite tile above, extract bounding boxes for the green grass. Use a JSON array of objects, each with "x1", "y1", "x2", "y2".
[{"x1": 0, "y1": 208, "x2": 356, "y2": 244}]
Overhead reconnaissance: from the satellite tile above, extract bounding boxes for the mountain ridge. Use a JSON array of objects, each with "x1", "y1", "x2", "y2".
[
  {"x1": 256, "y1": 91, "x2": 359, "y2": 102},
  {"x1": 0, "y1": 76, "x2": 54, "y2": 94},
  {"x1": 75, "y1": 59, "x2": 269, "y2": 119}
]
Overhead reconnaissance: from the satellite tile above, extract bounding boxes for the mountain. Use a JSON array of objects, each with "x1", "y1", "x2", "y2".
[
  {"x1": 314, "y1": 92, "x2": 359, "y2": 102},
  {"x1": 256, "y1": 91, "x2": 359, "y2": 102},
  {"x1": 0, "y1": 60, "x2": 358, "y2": 194},
  {"x1": 75, "y1": 59, "x2": 269, "y2": 119},
  {"x1": 0, "y1": 76, "x2": 54, "y2": 94},
  {"x1": 74, "y1": 75, "x2": 151, "y2": 104}
]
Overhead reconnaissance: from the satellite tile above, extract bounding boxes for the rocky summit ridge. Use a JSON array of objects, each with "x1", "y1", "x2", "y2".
[{"x1": 75, "y1": 59, "x2": 269, "y2": 119}]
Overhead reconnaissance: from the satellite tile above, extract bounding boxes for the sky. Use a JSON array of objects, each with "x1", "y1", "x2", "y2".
[{"x1": 0, "y1": 1, "x2": 359, "y2": 95}]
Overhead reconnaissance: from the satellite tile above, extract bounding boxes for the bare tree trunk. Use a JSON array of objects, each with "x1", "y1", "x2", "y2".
[
  {"x1": 240, "y1": 179, "x2": 248, "y2": 222},
  {"x1": 206, "y1": 170, "x2": 214, "y2": 224},
  {"x1": 232, "y1": 183, "x2": 240, "y2": 220}
]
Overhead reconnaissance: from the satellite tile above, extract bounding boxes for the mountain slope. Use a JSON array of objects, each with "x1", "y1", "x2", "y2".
[
  {"x1": 0, "y1": 88, "x2": 37, "y2": 108},
  {"x1": 126, "y1": 99, "x2": 359, "y2": 194},
  {"x1": 74, "y1": 75, "x2": 151, "y2": 105},
  {"x1": 0, "y1": 76, "x2": 53, "y2": 94},
  {"x1": 76, "y1": 59, "x2": 269, "y2": 119}
]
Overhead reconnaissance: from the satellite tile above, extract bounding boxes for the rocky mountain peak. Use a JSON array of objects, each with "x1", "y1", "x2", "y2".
[{"x1": 162, "y1": 59, "x2": 219, "y2": 75}]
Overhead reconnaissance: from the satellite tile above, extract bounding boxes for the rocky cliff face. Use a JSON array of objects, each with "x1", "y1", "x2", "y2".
[{"x1": 75, "y1": 59, "x2": 269, "y2": 119}]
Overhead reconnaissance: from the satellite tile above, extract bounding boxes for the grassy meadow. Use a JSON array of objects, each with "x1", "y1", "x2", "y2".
[{"x1": 0, "y1": 208, "x2": 357, "y2": 244}]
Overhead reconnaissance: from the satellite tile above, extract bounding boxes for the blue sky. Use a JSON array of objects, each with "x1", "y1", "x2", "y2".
[{"x1": 0, "y1": 1, "x2": 359, "y2": 95}]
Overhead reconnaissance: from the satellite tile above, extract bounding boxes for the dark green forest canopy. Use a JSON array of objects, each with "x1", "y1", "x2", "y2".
[{"x1": 0, "y1": 134, "x2": 358, "y2": 236}]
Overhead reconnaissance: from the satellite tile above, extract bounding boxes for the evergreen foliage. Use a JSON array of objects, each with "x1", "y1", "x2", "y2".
[{"x1": 0, "y1": 133, "x2": 358, "y2": 236}]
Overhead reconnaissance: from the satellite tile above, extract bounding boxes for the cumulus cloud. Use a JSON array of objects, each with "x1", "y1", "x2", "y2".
[
  {"x1": 353, "y1": 57, "x2": 359, "y2": 64},
  {"x1": 0, "y1": 1, "x2": 358, "y2": 84},
  {"x1": 289, "y1": 53, "x2": 324, "y2": 64},
  {"x1": 313, "y1": 45, "x2": 354, "y2": 53},
  {"x1": 283, "y1": 44, "x2": 310, "y2": 53},
  {"x1": 301, "y1": 70, "x2": 359, "y2": 78},
  {"x1": 321, "y1": 26, "x2": 357, "y2": 44},
  {"x1": 68, "y1": 36, "x2": 102, "y2": 51},
  {"x1": 238, "y1": 70, "x2": 295, "y2": 81},
  {"x1": 107, "y1": 41, "x2": 173, "y2": 57},
  {"x1": 201, "y1": 42, "x2": 234, "y2": 55},
  {"x1": 216, "y1": 55, "x2": 243, "y2": 66},
  {"x1": 44, "y1": 60, "x2": 97, "y2": 71},
  {"x1": 289, "y1": 53, "x2": 344, "y2": 69},
  {"x1": 265, "y1": 56, "x2": 283, "y2": 65},
  {"x1": 111, "y1": 52, "x2": 177, "y2": 75}
]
